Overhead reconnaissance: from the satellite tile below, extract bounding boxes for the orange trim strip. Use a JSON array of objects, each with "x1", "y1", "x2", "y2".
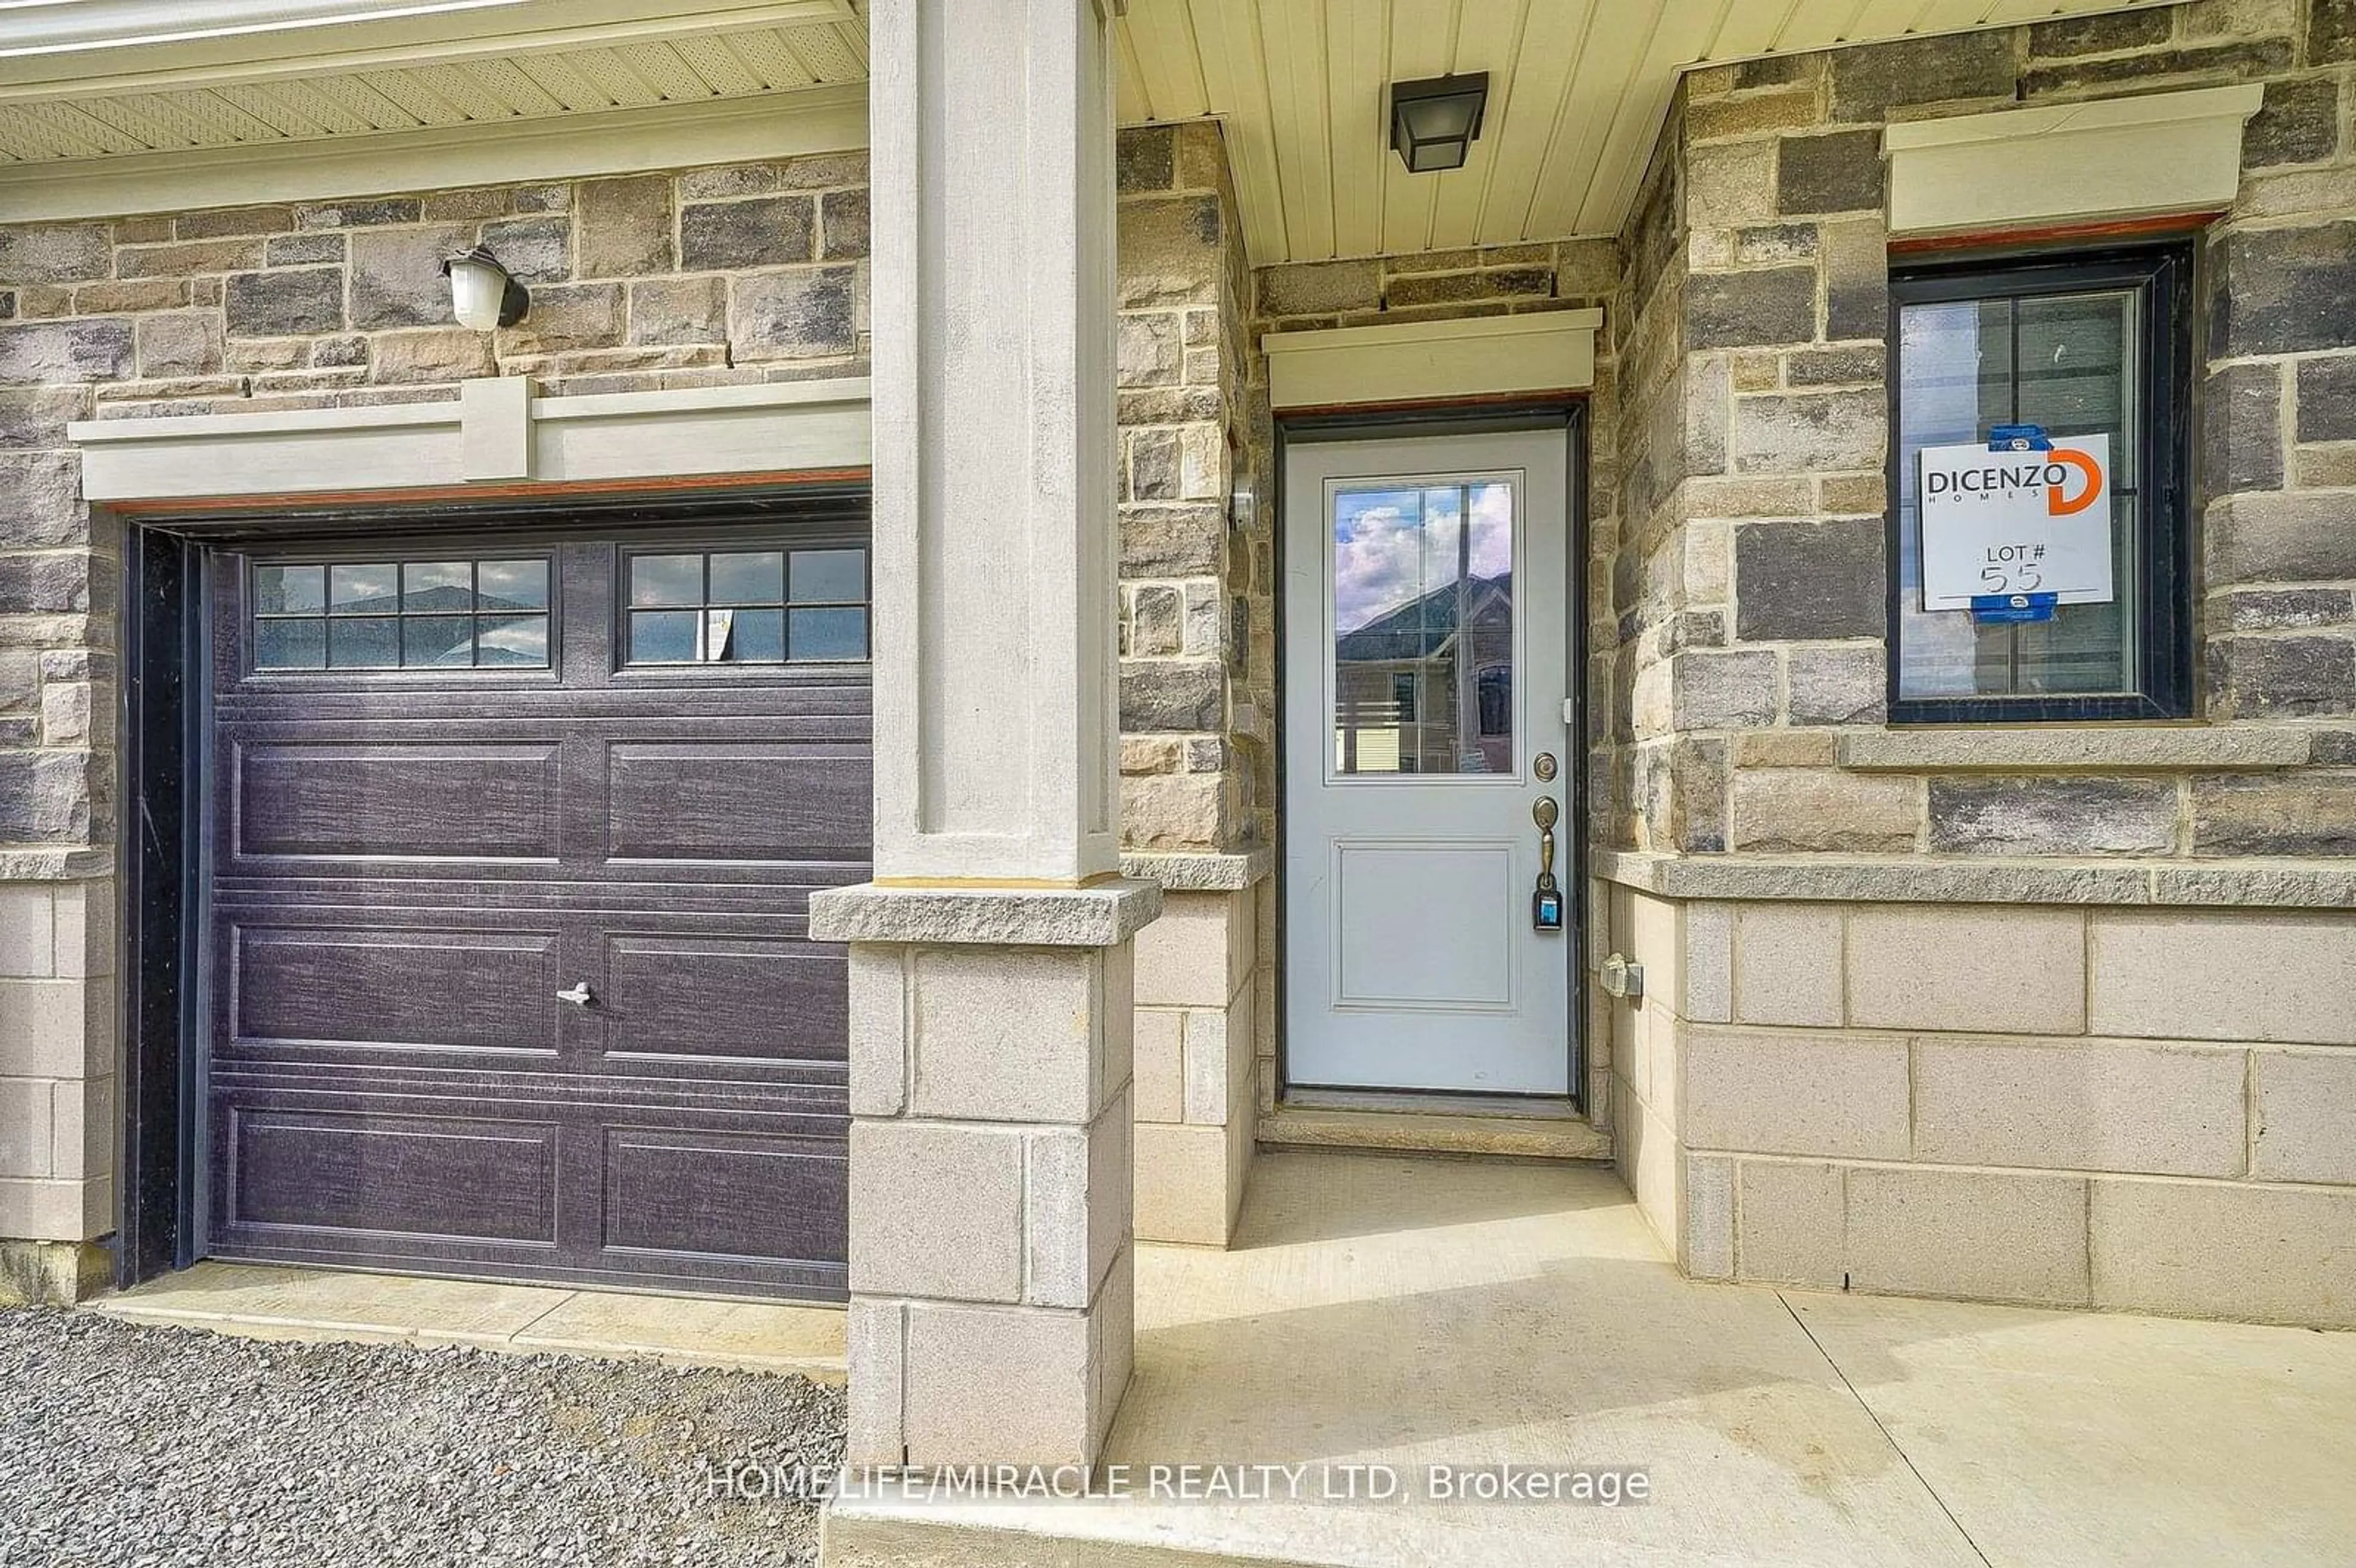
[
  {"x1": 1276, "y1": 388, "x2": 1587, "y2": 421},
  {"x1": 103, "y1": 466, "x2": 873, "y2": 518},
  {"x1": 1888, "y1": 211, "x2": 2222, "y2": 256}
]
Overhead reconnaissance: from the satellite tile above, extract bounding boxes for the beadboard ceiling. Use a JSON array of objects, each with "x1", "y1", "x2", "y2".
[
  {"x1": 0, "y1": 0, "x2": 865, "y2": 164},
  {"x1": 1112, "y1": 0, "x2": 2186, "y2": 265}
]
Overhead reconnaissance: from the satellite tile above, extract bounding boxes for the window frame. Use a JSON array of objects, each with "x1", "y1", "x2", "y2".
[{"x1": 1884, "y1": 240, "x2": 2196, "y2": 725}]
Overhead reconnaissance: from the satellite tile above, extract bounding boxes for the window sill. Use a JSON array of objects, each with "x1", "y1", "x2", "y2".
[{"x1": 1836, "y1": 728, "x2": 2311, "y2": 772}]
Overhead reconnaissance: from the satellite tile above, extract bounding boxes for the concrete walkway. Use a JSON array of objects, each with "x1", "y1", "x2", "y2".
[
  {"x1": 826, "y1": 1148, "x2": 2356, "y2": 1567},
  {"x1": 94, "y1": 1259, "x2": 845, "y2": 1379}
]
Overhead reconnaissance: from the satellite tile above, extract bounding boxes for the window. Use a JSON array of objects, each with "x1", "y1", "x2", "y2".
[
  {"x1": 252, "y1": 557, "x2": 550, "y2": 670},
  {"x1": 624, "y1": 546, "x2": 869, "y2": 666},
  {"x1": 1888, "y1": 244, "x2": 2193, "y2": 722}
]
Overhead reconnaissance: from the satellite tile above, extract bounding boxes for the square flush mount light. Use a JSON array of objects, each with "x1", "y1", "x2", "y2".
[{"x1": 1390, "y1": 72, "x2": 1489, "y2": 173}]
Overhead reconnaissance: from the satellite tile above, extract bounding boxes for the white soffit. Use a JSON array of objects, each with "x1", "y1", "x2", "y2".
[
  {"x1": 1263, "y1": 309, "x2": 1602, "y2": 410},
  {"x1": 1113, "y1": 0, "x2": 2186, "y2": 266},
  {"x1": 0, "y1": 0, "x2": 870, "y2": 213},
  {"x1": 1882, "y1": 82, "x2": 2262, "y2": 235},
  {"x1": 69, "y1": 375, "x2": 872, "y2": 500}
]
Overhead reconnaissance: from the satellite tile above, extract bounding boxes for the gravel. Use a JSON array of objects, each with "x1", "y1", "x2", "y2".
[{"x1": 0, "y1": 1307, "x2": 846, "y2": 1568}]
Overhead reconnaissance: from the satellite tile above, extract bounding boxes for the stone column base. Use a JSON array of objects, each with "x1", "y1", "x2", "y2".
[
  {"x1": 812, "y1": 881, "x2": 1161, "y2": 1468},
  {"x1": 0, "y1": 1239, "x2": 111, "y2": 1305}
]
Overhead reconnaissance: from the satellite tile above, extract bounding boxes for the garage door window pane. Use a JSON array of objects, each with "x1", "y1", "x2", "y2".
[
  {"x1": 791, "y1": 548, "x2": 866, "y2": 602},
  {"x1": 709, "y1": 552, "x2": 785, "y2": 605},
  {"x1": 330, "y1": 564, "x2": 398, "y2": 613},
  {"x1": 631, "y1": 555, "x2": 703, "y2": 607},
  {"x1": 713, "y1": 608, "x2": 786, "y2": 662},
  {"x1": 329, "y1": 617, "x2": 400, "y2": 668},
  {"x1": 475, "y1": 615, "x2": 549, "y2": 666},
  {"x1": 402, "y1": 615, "x2": 474, "y2": 666},
  {"x1": 791, "y1": 607, "x2": 868, "y2": 661},
  {"x1": 255, "y1": 618, "x2": 325, "y2": 669},
  {"x1": 631, "y1": 610, "x2": 700, "y2": 664},
  {"x1": 254, "y1": 565, "x2": 324, "y2": 615},
  {"x1": 404, "y1": 561, "x2": 472, "y2": 612},
  {"x1": 478, "y1": 560, "x2": 549, "y2": 611}
]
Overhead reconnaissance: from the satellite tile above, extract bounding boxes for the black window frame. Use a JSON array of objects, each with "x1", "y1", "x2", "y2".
[{"x1": 1884, "y1": 240, "x2": 2196, "y2": 724}]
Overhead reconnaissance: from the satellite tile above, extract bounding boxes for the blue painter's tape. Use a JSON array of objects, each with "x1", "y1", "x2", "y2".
[
  {"x1": 1971, "y1": 591, "x2": 2058, "y2": 624},
  {"x1": 1987, "y1": 423, "x2": 2052, "y2": 452}
]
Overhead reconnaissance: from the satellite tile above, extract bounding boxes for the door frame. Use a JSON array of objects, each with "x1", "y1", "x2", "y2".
[
  {"x1": 1271, "y1": 399, "x2": 1592, "y2": 1110},
  {"x1": 114, "y1": 480, "x2": 871, "y2": 1291}
]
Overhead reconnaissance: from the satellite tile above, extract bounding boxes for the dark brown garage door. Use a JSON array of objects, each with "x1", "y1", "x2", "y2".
[{"x1": 201, "y1": 519, "x2": 869, "y2": 1300}]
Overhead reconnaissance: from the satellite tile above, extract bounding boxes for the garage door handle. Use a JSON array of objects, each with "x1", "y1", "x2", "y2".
[{"x1": 557, "y1": 982, "x2": 595, "y2": 1008}]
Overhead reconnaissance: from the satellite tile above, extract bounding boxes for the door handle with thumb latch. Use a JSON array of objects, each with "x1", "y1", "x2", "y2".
[
  {"x1": 557, "y1": 982, "x2": 595, "y2": 1007},
  {"x1": 1531, "y1": 796, "x2": 1563, "y2": 932}
]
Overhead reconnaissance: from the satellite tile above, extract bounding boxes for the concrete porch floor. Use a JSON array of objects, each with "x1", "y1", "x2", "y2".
[
  {"x1": 826, "y1": 1148, "x2": 2356, "y2": 1567},
  {"x1": 91, "y1": 1260, "x2": 845, "y2": 1379}
]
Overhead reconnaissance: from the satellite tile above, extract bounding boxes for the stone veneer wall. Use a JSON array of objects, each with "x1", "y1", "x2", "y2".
[
  {"x1": 1252, "y1": 239, "x2": 1627, "y2": 1113},
  {"x1": 1113, "y1": 121, "x2": 1269, "y2": 1245},
  {"x1": 1601, "y1": 0, "x2": 2356, "y2": 1329},
  {"x1": 0, "y1": 153, "x2": 872, "y2": 1291}
]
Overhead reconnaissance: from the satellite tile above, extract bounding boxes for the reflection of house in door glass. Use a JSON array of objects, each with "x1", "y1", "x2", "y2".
[{"x1": 1331, "y1": 480, "x2": 1514, "y2": 776}]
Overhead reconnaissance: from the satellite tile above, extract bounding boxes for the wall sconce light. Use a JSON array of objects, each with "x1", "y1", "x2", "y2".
[
  {"x1": 442, "y1": 245, "x2": 528, "y2": 329},
  {"x1": 1390, "y1": 72, "x2": 1489, "y2": 173}
]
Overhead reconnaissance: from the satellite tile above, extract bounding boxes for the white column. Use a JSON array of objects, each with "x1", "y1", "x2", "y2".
[
  {"x1": 818, "y1": 0, "x2": 1150, "y2": 1470},
  {"x1": 868, "y1": 0, "x2": 1120, "y2": 886}
]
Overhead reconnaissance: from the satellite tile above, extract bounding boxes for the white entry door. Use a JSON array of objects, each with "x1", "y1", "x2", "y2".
[{"x1": 1283, "y1": 428, "x2": 1573, "y2": 1094}]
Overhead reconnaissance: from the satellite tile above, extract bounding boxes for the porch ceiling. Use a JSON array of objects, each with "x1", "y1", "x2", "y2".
[
  {"x1": 1112, "y1": 0, "x2": 2185, "y2": 266},
  {"x1": 0, "y1": 0, "x2": 866, "y2": 166}
]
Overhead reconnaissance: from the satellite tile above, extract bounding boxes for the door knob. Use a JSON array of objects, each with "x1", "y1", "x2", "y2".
[{"x1": 557, "y1": 982, "x2": 595, "y2": 1007}]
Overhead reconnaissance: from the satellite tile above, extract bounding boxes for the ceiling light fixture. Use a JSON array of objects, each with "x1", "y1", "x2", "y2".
[{"x1": 1390, "y1": 72, "x2": 1490, "y2": 173}]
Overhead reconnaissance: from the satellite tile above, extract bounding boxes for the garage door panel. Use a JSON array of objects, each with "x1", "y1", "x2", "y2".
[
  {"x1": 231, "y1": 741, "x2": 563, "y2": 860},
  {"x1": 230, "y1": 924, "x2": 563, "y2": 1055},
  {"x1": 606, "y1": 742, "x2": 871, "y2": 864},
  {"x1": 601, "y1": 936, "x2": 849, "y2": 1063},
  {"x1": 601, "y1": 1128, "x2": 847, "y2": 1266},
  {"x1": 221, "y1": 1107, "x2": 560, "y2": 1245}
]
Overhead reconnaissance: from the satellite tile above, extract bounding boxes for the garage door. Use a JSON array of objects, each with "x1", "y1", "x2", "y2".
[{"x1": 200, "y1": 517, "x2": 869, "y2": 1300}]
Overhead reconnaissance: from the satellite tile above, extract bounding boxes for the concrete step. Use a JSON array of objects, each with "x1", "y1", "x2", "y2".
[
  {"x1": 823, "y1": 1504, "x2": 1328, "y2": 1567},
  {"x1": 1256, "y1": 1105, "x2": 1611, "y2": 1162}
]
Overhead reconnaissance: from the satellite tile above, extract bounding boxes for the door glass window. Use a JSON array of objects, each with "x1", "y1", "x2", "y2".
[
  {"x1": 1330, "y1": 478, "x2": 1514, "y2": 776},
  {"x1": 252, "y1": 557, "x2": 550, "y2": 671},
  {"x1": 623, "y1": 546, "x2": 869, "y2": 666}
]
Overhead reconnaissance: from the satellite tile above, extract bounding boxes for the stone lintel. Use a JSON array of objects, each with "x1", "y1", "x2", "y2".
[
  {"x1": 1118, "y1": 847, "x2": 1272, "y2": 892},
  {"x1": 1593, "y1": 851, "x2": 2356, "y2": 910},
  {"x1": 0, "y1": 851, "x2": 115, "y2": 882},
  {"x1": 1838, "y1": 728, "x2": 2312, "y2": 773},
  {"x1": 810, "y1": 880, "x2": 1163, "y2": 947}
]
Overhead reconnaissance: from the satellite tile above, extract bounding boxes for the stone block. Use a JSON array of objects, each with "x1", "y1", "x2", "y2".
[
  {"x1": 1133, "y1": 1119, "x2": 1239, "y2": 1245},
  {"x1": 0, "y1": 225, "x2": 109, "y2": 283},
  {"x1": 0, "y1": 752, "x2": 88, "y2": 842},
  {"x1": 1730, "y1": 390, "x2": 1884, "y2": 474},
  {"x1": 264, "y1": 233, "x2": 345, "y2": 267},
  {"x1": 2090, "y1": 1178, "x2": 2356, "y2": 1328},
  {"x1": 909, "y1": 947, "x2": 1103, "y2": 1123},
  {"x1": 843, "y1": 1297, "x2": 904, "y2": 1462},
  {"x1": 2204, "y1": 361, "x2": 2285, "y2": 494},
  {"x1": 2297, "y1": 355, "x2": 2356, "y2": 442},
  {"x1": 0, "y1": 1078, "x2": 47, "y2": 1178},
  {"x1": 682, "y1": 196, "x2": 815, "y2": 271},
  {"x1": 845, "y1": 947, "x2": 906, "y2": 1118},
  {"x1": 1848, "y1": 905, "x2": 2085, "y2": 1034},
  {"x1": 0, "y1": 321, "x2": 134, "y2": 385},
  {"x1": 1818, "y1": 218, "x2": 1887, "y2": 342},
  {"x1": 496, "y1": 282, "x2": 624, "y2": 355},
  {"x1": 2244, "y1": 77, "x2": 2341, "y2": 169},
  {"x1": 2211, "y1": 492, "x2": 2356, "y2": 585},
  {"x1": 577, "y1": 175, "x2": 675, "y2": 278},
  {"x1": 1118, "y1": 196, "x2": 1224, "y2": 309},
  {"x1": 1682, "y1": 1026, "x2": 1909, "y2": 1159},
  {"x1": 1928, "y1": 776, "x2": 2179, "y2": 856},
  {"x1": 294, "y1": 198, "x2": 420, "y2": 229},
  {"x1": 1833, "y1": 30, "x2": 2018, "y2": 119},
  {"x1": 1785, "y1": 643, "x2": 1885, "y2": 726},
  {"x1": 2192, "y1": 774, "x2": 2356, "y2": 856},
  {"x1": 1849, "y1": 1167, "x2": 2090, "y2": 1307},
  {"x1": 2088, "y1": 909, "x2": 2356, "y2": 1045},
  {"x1": 1118, "y1": 659, "x2": 1222, "y2": 732},
  {"x1": 1132, "y1": 1007, "x2": 1184, "y2": 1123},
  {"x1": 0, "y1": 1239, "x2": 110, "y2": 1305},
  {"x1": 0, "y1": 977, "x2": 100, "y2": 1077},
  {"x1": 1685, "y1": 266, "x2": 1816, "y2": 350},
  {"x1": 0, "y1": 453, "x2": 85, "y2": 548},
  {"x1": 1731, "y1": 904, "x2": 1843, "y2": 1028},
  {"x1": 1116, "y1": 312, "x2": 1181, "y2": 386},
  {"x1": 2220, "y1": 587, "x2": 2353, "y2": 630},
  {"x1": 1730, "y1": 769, "x2": 1919, "y2": 853},
  {"x1": 48, "y1": 1074, "x2": 108, "y2": 1181},
  {"x1": 901, "y1": 1298, "x2": 1100, "y2": 1463},
  {"x1": 1734, "y1": 518, "x2": 1882, "y2": 640},
  {"x1": 1914, "y1": 1037, "x2": 2247, "y2": 1178},
  {"x1": 1734, "y1": 1158, "x2": 1844, "y2": 1286},
  {"x1": 1117, "y1": 125, "x2": 1176, "y2": 193},
  {"x1": 2028, "y1": 9, "x2": 2173, "y2": 55},
  {"x1": 1120, "y1": 771, "x2": 1222, "y2": 853},
  {"x1": 0, "y1": 388, "x2": 91, "y2": 448},
  {"x1": 133, "y1": 313, "x2": 223, "y2": 380},
  {"x1": 368, "y1": 328, "x2": 495, "y2": 385},
  {"x1": 476, "y1": 216, "x2": 569, "y2": 284},
  {"x1": 1671, "y1": 649, "x2": 1779, "y2": 729},
  {"x1": 849, "y1": 1120, "x2": 1023, "y2": 1302},
  {"x1": 1777, "y1": 129, "x2": 1885, "y2": 215},
  {"x1": 1685, "y1": 1154, "x2": 1734, "y2": 1279},
  {"x1": 1133, "y1": 890, "x2": 1245, "y2": 1008},
  {"x1": 2214, "y1": 220, "x2": 2356, "y2": 358},
  {"x1": 1252, "y1": 256, "x2": 1375, "y2": 317},
  {"x1": 1023, "y1": 1103, "x2": 1128, "y2": 1309},
  {"x1": 729, "y1": 267, "x2": 857, "y2": 361},
  {"x1": 2211, "y1": 635, "x2": 2356, "y2": 717},
  {"x1": 0, "y1": 886, "x2": 52, "y2": 978},
  {"x1": 1735, "y1": 728, "x2": 1836, "y2": 768},
  {"x1": 2253, "y1": 1048, "x2": 2356, "y2": 1184},
  {"x1": 1686, "y1": 140, "x2": 1777, "y2": 228},
  {"x1": 627, "y1": 275, "x2": 725, "y2": 345},
  {"x1": 818, "y1": 189, "x2": 870, "y2": 263}
]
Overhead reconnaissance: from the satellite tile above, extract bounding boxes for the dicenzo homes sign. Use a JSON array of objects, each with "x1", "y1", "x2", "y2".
[{"x1": 1917, "y1": 435, "x2": 2114, "y2": 611}]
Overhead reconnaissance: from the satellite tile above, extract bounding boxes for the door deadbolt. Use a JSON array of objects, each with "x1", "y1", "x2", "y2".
[{"x1": 1534, "y1": 751, "x2": 1558, "y2": 783}]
